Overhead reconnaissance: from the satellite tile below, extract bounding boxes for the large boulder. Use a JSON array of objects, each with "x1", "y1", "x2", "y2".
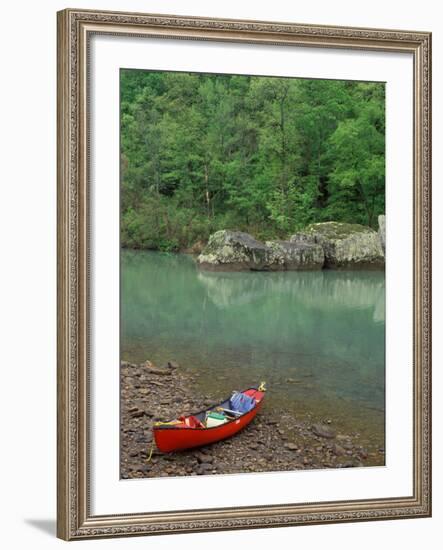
[
  {"x1": 265, "y1": 240, "x2": 324, "y2": 270},
  {"x1": 291, "y1": 222, "x2": 384, "y2": 269},
  {"x1": 378, "y1": 215, "x2": 386, "y2": 254},
  {"x1": 197, "y1": 230, "x2": 324, "y2": 271},
  {"x1": 197, "y1": 230, "x2": 271, "y2": 271}
]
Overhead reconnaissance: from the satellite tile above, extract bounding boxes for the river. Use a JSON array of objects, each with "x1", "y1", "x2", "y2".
[{"x1": 121, "y1": 250, "x2": 385, "y2": 448}]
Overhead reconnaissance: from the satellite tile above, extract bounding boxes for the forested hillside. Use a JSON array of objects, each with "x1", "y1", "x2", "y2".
[{"x1": 121, "y1": 70, "x2": 385, "y2": 251}]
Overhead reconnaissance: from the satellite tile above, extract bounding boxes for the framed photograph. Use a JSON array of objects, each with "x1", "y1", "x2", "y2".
[{"x1": 57, "y1": 8, "x2": 431, "y2": 540}]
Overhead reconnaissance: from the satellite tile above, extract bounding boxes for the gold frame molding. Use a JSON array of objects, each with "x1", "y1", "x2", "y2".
[{"x1": 57, "y1": 8, "x2": 432, "y2": 540}]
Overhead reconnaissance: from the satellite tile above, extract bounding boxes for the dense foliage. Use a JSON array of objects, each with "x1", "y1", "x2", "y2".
[{"x1": 121, "y1": 70, "x2": 385, "y2": 251}]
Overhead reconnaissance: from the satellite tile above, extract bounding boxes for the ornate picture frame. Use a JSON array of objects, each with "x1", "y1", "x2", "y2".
[{"x1": 57, "y1": 8, "x2": 431, "y2": 540}]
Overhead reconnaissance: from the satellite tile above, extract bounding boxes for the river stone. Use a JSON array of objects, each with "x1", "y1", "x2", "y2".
[
  {"x1": 121, "y1": 360, "x2": 137, "y2": 368},
  {"x1": 291, "y1": 222, "x2": 384, "y2": 269},
  {"x1": 378, "y1": 215, "x2": 386, "y2": 254},
  {"x1": 197, "y1": 462, "x2": 214, "y2": 475},
  {"x1": 312, "y1": 423, "x2": 336, "y2": 439},
  {"x1": 195, "y1": 451, "x2": 213, "y2": 464},
  {"x1": 265, "y1": 240, "x2": 324, "y2": 270},
  {"x1": 129, "y1": 410, "x2": 145, "y2": 418},
  {"x1": 197, "y1": 230, "x2": 271, "y2": 271},
  {"x1": 143, "y1": 360, "x2": 172, "y2": 376},
  {"x1": 332, "y1": 443, "x2": 346, "y2": 456}
]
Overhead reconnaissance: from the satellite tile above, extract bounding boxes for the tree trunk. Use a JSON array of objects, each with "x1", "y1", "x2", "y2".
[
  {"x1": 357, "y1": 180, "x2": 372, "y2": 226},
  {"x1": 204, "y1": 163, "x2": 211, "y2": 218}
]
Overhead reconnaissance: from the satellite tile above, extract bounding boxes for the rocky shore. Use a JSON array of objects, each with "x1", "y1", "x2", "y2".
[
  {"x1": 197, "y1": 218, "x2": 385, "y2": 271},
  {"x1": 121, "y1": 360, "x2": 385, "y2": 479}
]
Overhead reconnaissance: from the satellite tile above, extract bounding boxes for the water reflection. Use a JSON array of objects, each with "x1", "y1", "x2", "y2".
[{"x1": 197, "y1": 270, "x2": 385, "y2": 323}]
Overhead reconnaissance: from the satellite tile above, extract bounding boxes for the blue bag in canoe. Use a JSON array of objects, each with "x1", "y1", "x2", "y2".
[{"x1": 230, "y1": 392, "x2": 256, "y2": 414}]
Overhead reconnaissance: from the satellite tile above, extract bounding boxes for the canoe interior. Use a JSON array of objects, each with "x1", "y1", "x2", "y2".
[{"x1": 154, "y1": 387, "x2": 262, "y2": 430}]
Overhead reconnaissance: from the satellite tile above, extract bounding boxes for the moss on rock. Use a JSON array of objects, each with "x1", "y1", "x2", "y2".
[
  {"x1": 291, "y1": 222, "x2": 384, "y2": 269},
  {"x1": 305, "y1": 221, "x2": 370, "y2": 239}
]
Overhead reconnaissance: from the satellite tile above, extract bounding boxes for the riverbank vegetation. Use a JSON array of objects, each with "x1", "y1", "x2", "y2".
[{"x1": 121, "y1": 70, "x2": 385, "y2": 251}]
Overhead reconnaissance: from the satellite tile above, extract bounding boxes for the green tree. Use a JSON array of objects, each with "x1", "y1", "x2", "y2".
[
  {"x1": 325, "y1": 83, "x2": 385, "y2": 226},
  {"x1": 119, "y1": 70, "x2": 385, "y2": 249}
]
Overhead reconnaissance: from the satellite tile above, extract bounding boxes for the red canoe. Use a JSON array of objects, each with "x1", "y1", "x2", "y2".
[{"x1": 153, "y1": 385, "x2": 266, "y2": 453}]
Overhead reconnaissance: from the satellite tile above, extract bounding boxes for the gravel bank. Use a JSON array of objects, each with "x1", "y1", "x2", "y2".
[{"x1": 121, "y1": 360, "x2": 384, "y2": 479}]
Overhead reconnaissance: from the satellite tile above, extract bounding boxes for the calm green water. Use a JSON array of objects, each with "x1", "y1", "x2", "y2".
[{"x1": 121, "y1": 250, "x2": 385, "y2": 431}]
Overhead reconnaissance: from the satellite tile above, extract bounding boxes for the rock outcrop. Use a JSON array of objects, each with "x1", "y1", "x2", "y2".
[
  {"x1": 265, "y1": 240, "x2": 324, "y2": 270},
  {"x1": 197, "y1": 222, "x2": 385, "y2": 271},
  {"x1": 197, "y1": 230, "x2": 271, "y2": 270},
  {"x1": 291, "y1": 222, "x2": 384, "y2": 269},
  {"x1": 378, "y1": 215, "x2": 386, "y2": 254},
  {"x1": 197, "y1": 230, "x2": 325, "y2": 271}
]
